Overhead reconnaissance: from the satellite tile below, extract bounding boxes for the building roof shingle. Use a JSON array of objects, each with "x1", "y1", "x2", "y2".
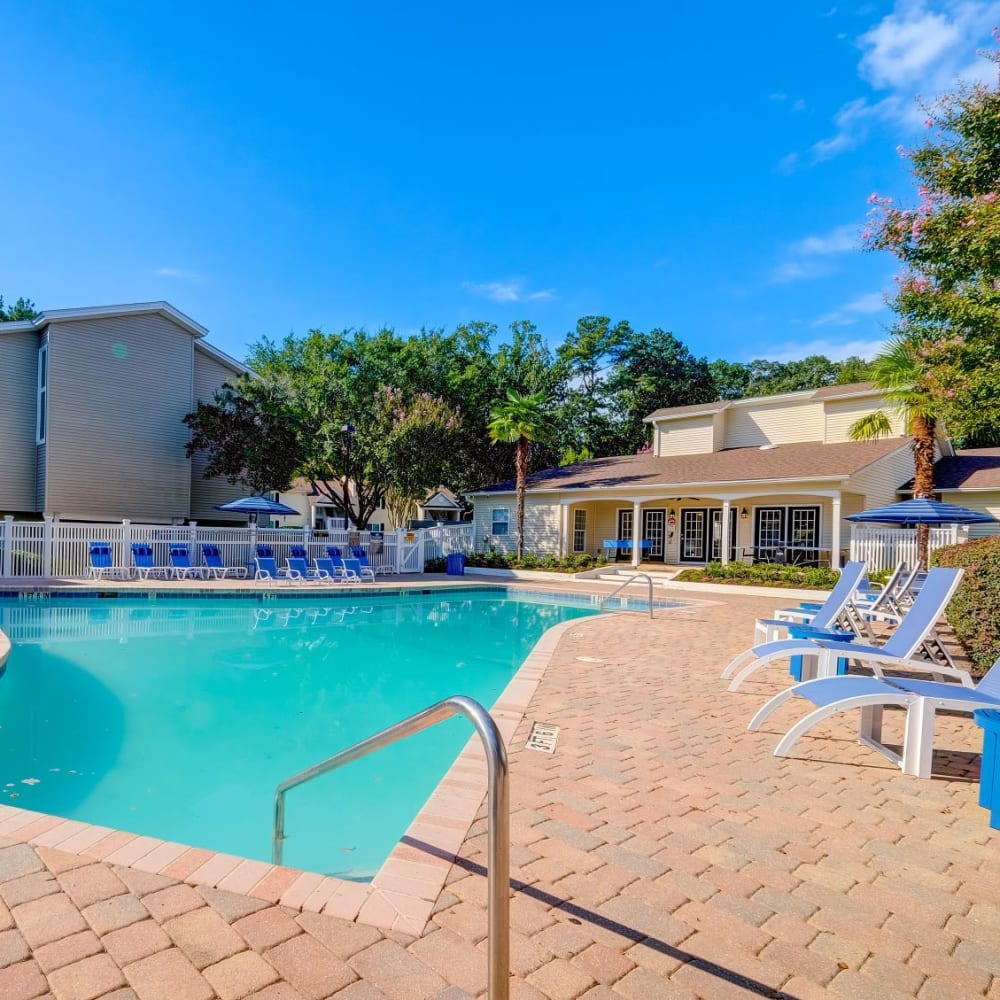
[
  {"x1": 926, "y1": 449, "x2": 1000, "y2": 490},
  {"x1": 475, "y1": 437, "x2": 908, "y2": 494}
]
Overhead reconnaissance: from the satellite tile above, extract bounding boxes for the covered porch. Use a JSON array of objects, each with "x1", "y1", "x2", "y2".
[{"x1": 555, "y1": 489, "x2": 857, "y2": 570}]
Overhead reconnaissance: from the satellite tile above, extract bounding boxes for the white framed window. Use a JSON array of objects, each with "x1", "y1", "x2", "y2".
[
  {"x1": 573, "y1": 510, "x2": 587, "y2": 552},
  {"x1": 491, "y1": 508, "x2": 510, "y2": 536},
  {"x1": 36, "y1": 342, "x2": 47, "y2": 444}
]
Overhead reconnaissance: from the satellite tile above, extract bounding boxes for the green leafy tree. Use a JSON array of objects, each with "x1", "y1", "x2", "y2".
[
  {"x1": 487, "y1": 390, "x2": 550, "y2": 558},
  {"x1": 183, "y1": 376, "x2": 303, "y2": 495},
  {"x1": 555, "y1": 316, "x2": 630, "y2": 457},
  {"x1": 0, "y1": 295, "x2": 39, "y2": 321},
  {"x1": 863, "y1": 48, "x2": 1000, "y2": 445},
  {"x1": 373, "y1": 387, "x2": 464, "y2": 527},
  {"x1": 605, "y1": 329, "x2": 716, "y2": 452},
  {"x1": 848, "y1": 336, "x2": 943, "y2": 566}
]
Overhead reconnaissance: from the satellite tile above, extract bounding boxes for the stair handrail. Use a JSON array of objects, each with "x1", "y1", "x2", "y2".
[
  {"x1": 273, "y1": 695, "x2": 510, "y2": 1000},
  {"x1": 599, "y1": 572, "x2": 654, "y2": 618}
]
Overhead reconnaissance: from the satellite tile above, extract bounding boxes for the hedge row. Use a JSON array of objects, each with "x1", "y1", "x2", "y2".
[
  {"x1": 933, "y1": 535, "x2": 1000, "y2": 675},
  {"x1": 424, "y1": 551, "x2": 609, "y2": 573},
  {"x1": 674, "y1": 560, "x2": 842, "y2": 589}
]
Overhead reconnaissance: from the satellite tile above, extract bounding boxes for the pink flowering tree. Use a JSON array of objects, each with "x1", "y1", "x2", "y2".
[{"x1": 863, "y1": 46, "x2": 1000, "y2": 447}]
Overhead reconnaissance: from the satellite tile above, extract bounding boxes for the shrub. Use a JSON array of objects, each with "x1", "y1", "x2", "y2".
[
  {"x1": 933, "y1": 535, "x2": 1000, "y2": 675},
  {"x1": 423, "y1": 550, "x2": 608, "y2": 574},
  {"x1": 674, "y1": 560, "x2": 840, "y2": 589}
]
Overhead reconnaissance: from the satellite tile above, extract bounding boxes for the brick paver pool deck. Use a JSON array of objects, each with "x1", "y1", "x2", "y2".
[{"x1": 0, "y1": 582, "x2": 997, "y2": 999}]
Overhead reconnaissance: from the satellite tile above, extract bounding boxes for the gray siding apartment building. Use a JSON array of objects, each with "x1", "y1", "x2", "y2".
[{"x1": 0, "y1": 302, "x2": 248, "y2": 523}]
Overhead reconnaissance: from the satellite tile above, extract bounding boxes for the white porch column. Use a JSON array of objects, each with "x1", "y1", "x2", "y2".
[
  {"x1": 631, "y1": 501, "x2": 642, "y2": 568},
  {"x1": 830, "y1": 494, "x2": 842, "y2": 570},
  {"x1": 560, "y1": 502, "x2": 570, "y2": 558},
  {"x1": 720, "y1": 500, "x2": 731, "y2": 566}
]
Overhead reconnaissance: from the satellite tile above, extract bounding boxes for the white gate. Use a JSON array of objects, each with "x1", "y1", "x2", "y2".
[{"x1": 849, "y1": 525, "x2": 964, "y2": 572}]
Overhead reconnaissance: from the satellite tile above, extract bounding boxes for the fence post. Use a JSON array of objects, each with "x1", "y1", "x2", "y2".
[
  {"x1": 41, "y1": 515, "x2": 53, "y2": 577},
  {"x1": 302, "y1": 523, "x2": 312, "y2": 553},
  {"x1": 1, "y1": 516, "x2": 12, "y2": 578},
  {"x1": 121, "y1": 520, "x2": 132, "y2": 565}
]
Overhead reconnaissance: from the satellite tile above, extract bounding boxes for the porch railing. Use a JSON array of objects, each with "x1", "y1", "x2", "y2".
[{"x1": 0, "y1": 517, "x2": 475, "y2": 580}]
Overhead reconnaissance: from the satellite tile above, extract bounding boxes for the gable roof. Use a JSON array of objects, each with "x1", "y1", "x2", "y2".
[
  {"x1": 473, "y1": 438, "x2": 908, "y2": 495},
  {"x1": 0, "y1": 301, "x2": 209, "y2": 339},
  {"x1": 645, "y1": 382, "x2": 878, "y2": 423},
  {"x1": 423, "y1": 487, "x2": 462, "y2": 509},
  {"x1": 927, "y1": 449, "x2": 1000, "y2": 491}
]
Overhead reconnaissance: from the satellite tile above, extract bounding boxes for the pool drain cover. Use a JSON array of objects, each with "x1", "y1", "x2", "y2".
[{"x1": 526, "y1": 722, "x2": 559, "y2": 754}]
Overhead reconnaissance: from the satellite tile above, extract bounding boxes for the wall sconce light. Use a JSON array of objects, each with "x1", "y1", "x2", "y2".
[
  {"x1": 740, "y1": 507, "x2": 749, "y2": 519},
  {"x1": 667, "y1": 508, "x2": 676, "y2": 517}
]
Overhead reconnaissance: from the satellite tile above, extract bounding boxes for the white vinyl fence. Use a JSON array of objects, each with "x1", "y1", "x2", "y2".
[
  {"x1": 0, "y1": 516, "x2": 475, "y2": 580},
  {"x1": 848, "y1": 524, "x2": 966, "y2": 573}
]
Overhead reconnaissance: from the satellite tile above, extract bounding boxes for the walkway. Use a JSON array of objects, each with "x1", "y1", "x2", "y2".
[{"x1": 0, "y1": 587, "x2": 997, "y2": 999}]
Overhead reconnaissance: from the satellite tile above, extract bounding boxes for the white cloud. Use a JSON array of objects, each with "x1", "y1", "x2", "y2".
[
  {"x1": 462, "y1": 279, "x2": 555, "y2": 303},
  {"x1": 808, "y1": 1, "x2": 1000, "y2": 163},
  {"x1": 770, "y1": 224, "x2": 860, "y2": 282},
  {"x1": 790, "y1": 224, "x2": 859, "y2": 256},
  {"x1": 777, "y1": 151, "x2": 800, "y2": 174},
  {"x1": 755, "y1": 335, "x2": 887, "y2": 363},
  {"x1": 150, "y1": 266, "x2": 203, "y2": 282},
  {"x1": 813, "y1": 291, "x2": 888, "y2": 326}
]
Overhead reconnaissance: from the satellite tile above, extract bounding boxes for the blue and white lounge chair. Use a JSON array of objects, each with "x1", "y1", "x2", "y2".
[
  {"x1": 88, "y1": 541, "x2": 126, "y2": 579},
  {"x1": 351, "y1": 546, "x2": 386, "y2": 577},
  {"x1": 130, "y1": 543, "x2": 164, "y2": 580},
  {"x1": 168, "y1": 545, "x2": 205, "y2": 580},
  {"x1": 722, "y1": 567, "x2": 964, "y2": 691},
  {"x1": 201, "y1": 544, "x2": 247, "y2": 579},
  {"x1": 314, "y1": 556, "x2": 352, "y2": 583},
  {"x1": 254, "y1": 556, "x2": 290, "y2": 583},
  {"x1": 748, "y1": 653, "x2": 1000, "y2": 778},
  {"x1": 344, "y1": 556, "x2": 375, "y2": 583},
  {"x1": 325, "y1": 548, "x2": 362, "y2": 582},
  {"x1": 754, "y1": 561, "x2": 868, "y2": 642},
  {"x1": 286, "y1": 556, "x2": 323, "y2": 582}
]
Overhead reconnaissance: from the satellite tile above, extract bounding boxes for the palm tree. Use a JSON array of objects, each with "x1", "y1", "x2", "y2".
[
  {"x1": 849, "y1": 334, "x2": 943, "y2": 567},
  {"x1": 487, "y1": 390, "x2": 550, "y2": 559}
]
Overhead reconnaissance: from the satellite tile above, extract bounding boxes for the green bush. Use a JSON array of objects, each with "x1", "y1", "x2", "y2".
[
  {"x1": 423, "y1": 551, "x2": 608, "y2": 574},
  {"x1": 674, "y1": 560, "x2": 841, "y2": 589},
  {"x1": 933, "y1": 535, "x2": 1000, "y2": 675}
]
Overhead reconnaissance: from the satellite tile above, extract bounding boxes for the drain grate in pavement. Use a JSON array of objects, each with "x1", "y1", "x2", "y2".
[{"x1": 525, "y1": 721, "x2": 559, "y2": 754}]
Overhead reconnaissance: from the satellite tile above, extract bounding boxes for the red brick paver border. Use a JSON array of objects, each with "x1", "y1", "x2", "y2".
[{"x1": 0, "y1": 584, "x2": 996, "y2": 998}]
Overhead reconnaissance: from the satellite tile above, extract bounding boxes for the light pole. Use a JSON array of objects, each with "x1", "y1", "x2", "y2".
[{"x1": 341, "y1": 424, "x2": 355, "y2": 530}]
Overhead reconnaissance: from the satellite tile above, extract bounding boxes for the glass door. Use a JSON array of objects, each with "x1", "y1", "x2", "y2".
[
  {"x1": 615, "y1": 509, "x2": 633, "y2": 562},
  {"x1": 642, "y1": 509, "x2": 665, "y2": 561},
  {"x1": 710, "y1": 508, "x2": 738, "y2": 561},
  {"x1": 679, "y1": 508, "x2": 707, "y2": 562}
]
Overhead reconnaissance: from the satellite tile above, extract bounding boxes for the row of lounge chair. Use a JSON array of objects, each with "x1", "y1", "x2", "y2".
[
  {"x1": 724, "y1": 561, "x2": 1000, "y2": 779},
  {"x1": 254, "y1": 545, "x2": 377, "y2": 584},
  {"x1": 88, "y1": 542, "x2": 387, "y2": 583}
]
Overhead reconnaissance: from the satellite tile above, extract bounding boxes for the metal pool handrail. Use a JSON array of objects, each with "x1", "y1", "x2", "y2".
[
  {"x1": 599, "y1": 572, "x2": 654, "y2": 618},
  {"x1": 273, "y1": 695, "x2": 510, "y2": 1000}
]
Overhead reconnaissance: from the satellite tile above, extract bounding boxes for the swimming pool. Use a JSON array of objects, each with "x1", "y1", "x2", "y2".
[{"x1": 0, "y1": 588, "x2": 601, "y2": 877}]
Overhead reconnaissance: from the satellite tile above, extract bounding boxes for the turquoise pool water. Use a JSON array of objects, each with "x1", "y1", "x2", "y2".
[{"x1": 0, "y1": 589, "x2": 598, "y2": 877}]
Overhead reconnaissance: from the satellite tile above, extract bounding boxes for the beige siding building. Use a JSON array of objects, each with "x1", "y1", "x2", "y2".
[
  {"x1": 470, "y1": 383, "x2": 960, "y2": 570},
  {"x1": 0, "y1": 302, "x2": 248, "y2": 523}
]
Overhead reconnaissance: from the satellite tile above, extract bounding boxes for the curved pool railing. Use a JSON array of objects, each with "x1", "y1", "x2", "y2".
[
  {"x1": 273, "y1": 695, "x2": 510, "y2": 1000},
  {"x1": 599, "y1": 572, "x2": 654, "y2": 618},
  {"x1": 0, "y1": 626, "x2": 9, "y2": 673}
]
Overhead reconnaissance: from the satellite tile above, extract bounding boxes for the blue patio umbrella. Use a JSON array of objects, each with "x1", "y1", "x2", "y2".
[
  {"x1": 214, "y1": 495, "x2": 299, "y2": 523},
  {"x1": 845, "y1": 497, "x2": 997, "y2": 527}
]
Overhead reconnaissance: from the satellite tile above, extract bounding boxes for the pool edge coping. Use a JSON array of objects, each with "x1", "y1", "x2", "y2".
[{"x1": 0, "y1": 602, "x2": 603, "y2": 937}]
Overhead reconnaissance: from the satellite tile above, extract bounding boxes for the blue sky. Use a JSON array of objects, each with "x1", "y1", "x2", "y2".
[{"x1": 3, "y1": 1, "x2": 999, "y2": 365}]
